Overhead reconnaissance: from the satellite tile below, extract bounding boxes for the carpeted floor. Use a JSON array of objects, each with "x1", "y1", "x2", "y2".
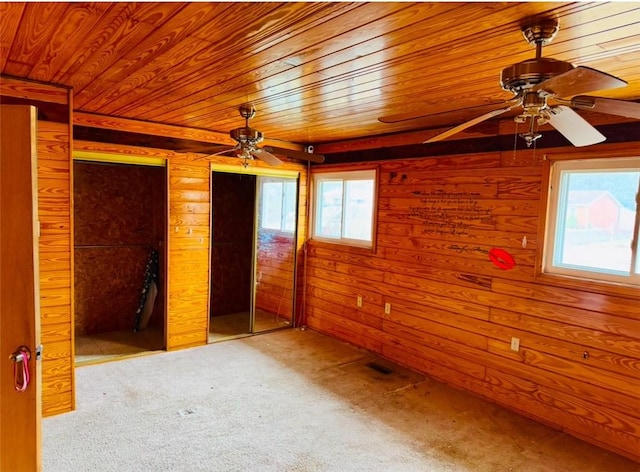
[{"x1": 43, "y1": 329, "x2": 638, "y2": 472}]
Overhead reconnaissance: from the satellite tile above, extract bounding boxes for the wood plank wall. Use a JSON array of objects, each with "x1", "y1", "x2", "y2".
[
  {"x1": 1, "y1": 76, "x2": 75, "y2": 416},
  {"x1": 167, "y1": 156, "x2": 211, "y2": 349},
  {"x1": 38, "y1": 119, "x2": 74, "y2": 416},
  {"x1": 305, "y1": 141, "x2": 640, "y2": 461}
]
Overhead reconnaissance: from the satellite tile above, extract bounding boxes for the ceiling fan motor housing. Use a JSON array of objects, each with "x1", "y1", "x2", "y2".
[
  {"x1": 501, "y1": 58, "x2": 574, "y2": 93},
  {"x1": 230, "y1": 126, "x2": 264, "y2": 145}
]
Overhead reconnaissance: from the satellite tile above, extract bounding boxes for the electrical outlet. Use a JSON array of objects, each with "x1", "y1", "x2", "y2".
[
  {"x1": 357, "y1": 296, "x2": 363, "y2": 307},
  {"x1": 384, "y1": 303, "x2": 391, "y2": 314},
  {"x1": 510, "y1": 337, "x2": 520, "y2": 352}
]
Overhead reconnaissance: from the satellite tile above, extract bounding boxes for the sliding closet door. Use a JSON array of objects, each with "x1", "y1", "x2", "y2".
[
  {"x1": 253, "y1": 176, "x2": 298, "y2": 332},
  {"x1": 209, "y1": 172, "x2": 255, "y2": 340}
]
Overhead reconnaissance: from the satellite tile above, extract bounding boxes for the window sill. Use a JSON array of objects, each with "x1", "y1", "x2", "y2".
[
  {"x1": 308, "y1": 238, "x2": 377, "y2": 254},
  {"x1": 535, "y1": 271, "x2": 640, "y2": 300}
]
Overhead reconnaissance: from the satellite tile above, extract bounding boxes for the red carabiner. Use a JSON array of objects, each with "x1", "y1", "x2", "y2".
[{"x1": 12, "y1": 346, "x2": 31, "y2": 393}]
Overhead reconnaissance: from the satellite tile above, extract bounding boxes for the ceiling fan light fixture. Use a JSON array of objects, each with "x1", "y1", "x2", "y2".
[
  {"x1": 514, "y1": 114, "x2": 527, "y2": 124},
  {"x1": 521, "y1": 90, "x2": 547, "y2": 114},
  {"x1": 177, "y1": 104, "x2": 324, "y2": 166},
  {"x1": 239, "y1": 148, "x2": 253, "y2": 168},
  {"x1": 519, "y1": 131, "x2": 542, "y2": 147}
]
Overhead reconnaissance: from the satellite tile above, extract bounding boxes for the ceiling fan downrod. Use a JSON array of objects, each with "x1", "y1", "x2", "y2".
[
  {"x1": 522, "y1": 18, "x2": 559, "y2": 59},
  {"x1": 230, "y1": 104, "x2": 264, "y2": 149},
  {"x1": 501, "y1": 18, "x2": 572, "y2": 94}
]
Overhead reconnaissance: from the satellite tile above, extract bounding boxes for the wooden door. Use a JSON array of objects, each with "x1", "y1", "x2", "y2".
[{"x1": 0, "y1": 105, "x2": 42, "y2": 471}]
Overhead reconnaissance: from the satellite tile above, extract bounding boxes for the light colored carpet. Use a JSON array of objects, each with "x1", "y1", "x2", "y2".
[{"x1": 43, "y1": 329, "x2": 638, "y2": 472}]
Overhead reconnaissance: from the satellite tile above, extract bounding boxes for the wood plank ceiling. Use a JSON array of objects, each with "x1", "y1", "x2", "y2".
[{"x1": 1, "y1": 2, "x2": 639, "y2": 147}]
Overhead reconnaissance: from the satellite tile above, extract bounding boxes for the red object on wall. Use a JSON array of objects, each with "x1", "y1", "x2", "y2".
[{"x1": 488, "y1": 248, "x2": 516, "y2": 270}]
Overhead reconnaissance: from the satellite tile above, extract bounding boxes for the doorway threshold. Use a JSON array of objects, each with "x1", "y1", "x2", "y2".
[
  {"x1": 75, "y1": 326, "x2": 165, "y2": 366},
  {"x1": 208, "y1": 326, "x2": 292, "y2": 344},
  {"x1": 75, "y1": 349, "x2": 165, "y2": 367},
  {"x1": 208, "y1": 332, "x2": 254, "y2": 344}
]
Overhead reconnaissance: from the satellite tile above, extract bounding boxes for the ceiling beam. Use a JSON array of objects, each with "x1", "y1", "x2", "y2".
[
  {"x1": 73, "y1": 112, "x2": 305, "y2": 151},
  {"x1": 321, "y1": 121, "x2": 640, "y2": 164}
]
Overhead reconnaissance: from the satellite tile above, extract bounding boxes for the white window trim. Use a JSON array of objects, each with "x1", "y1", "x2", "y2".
[
  {"x1": 311, "y1": 168, "x2": 377, "y2": 248},
  {"x1": 543, "y1": 156, "x2": 640, "y2": 286}
]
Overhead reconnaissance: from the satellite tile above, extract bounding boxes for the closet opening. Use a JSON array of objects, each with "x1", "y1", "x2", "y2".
[
  {"x1": 209, "y1": 168, "x2": 298, "y2": 342},
  {"x1": 73, "y1": 157, "x2": 166, "y2": 364}
]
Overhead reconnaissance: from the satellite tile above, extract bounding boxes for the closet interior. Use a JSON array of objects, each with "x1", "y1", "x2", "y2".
[{"x1": 73, "y1": 160, "x2": 166, "y2": 364}]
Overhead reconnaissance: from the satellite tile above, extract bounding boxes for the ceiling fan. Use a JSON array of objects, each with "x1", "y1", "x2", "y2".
[
  {"x1": 381, "y1": 18, "x2": 640, "y2": 148},
  {"x1": 185, "y1": 104, "x2": 325, "y2": 166}
]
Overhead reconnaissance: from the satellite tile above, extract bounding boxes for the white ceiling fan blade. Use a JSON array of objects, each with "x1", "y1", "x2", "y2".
[
  {"x1": 379, "y1": 99, "x2": 510, "y2": 123},
  {"x1": 547, "y1": 105, "x2": 605, "y2": 147},
  {"x1": 208, "y1": 145, "x2": 239, "y2": 157},
  {"x1": 423, "y1": 106, "x2": 515, "y2": 143},
  {"x1": 571, "y1": 95, "x2": 640, "y2": 120},
  {"x1": 251, "y1": 148, "x2": 282, "y2": 166},
  {"x1": 188, "y1": 144, "x2": 238, "y2": 160}
]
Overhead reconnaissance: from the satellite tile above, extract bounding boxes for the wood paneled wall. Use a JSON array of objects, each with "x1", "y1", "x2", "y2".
[
  {"x1": 166, "y1": 157, "x2": 211, "y2": 349},
  {"x1": 38, "y1": 119, "x2": 74, "y2": 416},
  {"x1": 1, "y1": 76, "x2": 75, "y2": 416},
  {"x1": 305, "y1": 143, "x2": 640, "y2": 461}
]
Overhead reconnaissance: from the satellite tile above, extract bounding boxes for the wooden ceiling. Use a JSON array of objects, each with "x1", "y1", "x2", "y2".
[{"x1": 2, "y1": 2, "x2": 640, "y2": 147}]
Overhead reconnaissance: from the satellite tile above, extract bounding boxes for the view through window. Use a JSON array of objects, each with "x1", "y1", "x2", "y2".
[
  {"x1": 312, "y1": 169, "x2": 376, "y2": 247},
  {"x1": 545, "y1": 157, "x2": 640, "y2": 284}
]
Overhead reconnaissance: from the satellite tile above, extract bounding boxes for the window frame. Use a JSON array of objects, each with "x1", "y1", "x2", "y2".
[
  {"x1": 542, "y1": 155, "x2": 640, "y2": 287},
  {"x1": 310, "y1": 167, "x2": 378, "y2": 249}
]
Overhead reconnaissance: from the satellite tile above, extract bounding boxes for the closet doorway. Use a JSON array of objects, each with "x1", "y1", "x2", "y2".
[
  {"x1": 209, "y1": 168, "x2": 298, "y2": 342},
  {"x1": 73, "y1": 155, "x2": 166, "y2": 364}
]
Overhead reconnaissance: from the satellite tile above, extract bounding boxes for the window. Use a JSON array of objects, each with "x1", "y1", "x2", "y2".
[
  {"x1": 544, "y1": 157, "x2": 640, "y2": 285},
  {"x1": 259, "y1": 177, "x2": 297, "y2": 233},
  {"x1": 312, "y1": 169, "x2": 377, "y2": 247}
]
